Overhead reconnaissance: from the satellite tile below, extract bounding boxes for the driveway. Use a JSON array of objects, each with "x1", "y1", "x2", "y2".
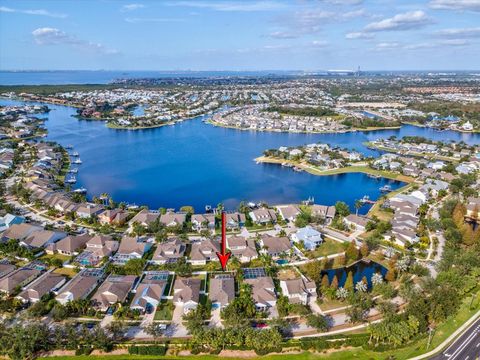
[{"x1": 167, "y1": 304, "x2": 188, "y2": 338}]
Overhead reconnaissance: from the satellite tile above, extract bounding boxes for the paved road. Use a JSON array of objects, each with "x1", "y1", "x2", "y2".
[{"x1": 430, "y1": 316, "x2": 480, "y2": 360}]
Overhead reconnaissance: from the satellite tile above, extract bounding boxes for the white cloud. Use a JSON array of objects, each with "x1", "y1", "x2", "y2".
[
  {"x1": 310, "y1": 40, "x2": 329, "y2": 47},
  {"x1": 167, "y1": 1, "x2": 286, "y2": 12},
  {"x1": 319, "y1": 0, "x2": 363, "y2": 4},
  {"x1": 125, "y1": 17, "x2": 184, "y2": 23},
  {"x1": 0, "y1": 6, "x2": 67, "y2": 18},
  {"x1": 269, "y1": 31, "x2": 299, "y2": 39},
  {"x1": 32, "y1": 28, "x2": 119, "y2": 55},
  {"x1": 345, "y1": 31, "x2": 374, "y2": 39},
  {"x1": 429, "y1": 0, "x2": 480, "y2": 12},
  {"x1": 121, "y1": 3, "x2": 145, "y2": 12},
  {"x1": 374, "y1": 42, "x2": 401, "y2": 50},
  {"x1": 364, "y1": 11, "x2": 432, "y2": 32},
  {"x1": 438, "y1": 39, "x2": 469, "y2": 46},
  {"x1": 434, "y1": 27, "x2": 480, "y2": 38}
]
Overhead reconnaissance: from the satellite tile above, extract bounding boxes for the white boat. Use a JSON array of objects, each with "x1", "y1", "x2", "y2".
[
  {"x1": 73, "y1": 158, "x2": 82, "y2": 164},
  {"x1": 73, "y1": 187, "x2": 87, "y2": 194},
  {"x1": 66, "y1": 177, "x2": 77, "y2": 184},
  {"x1": 380, "y1": 185, "x2": 392, "y2": 192},
  {"x1": 65, "y1": 145, "x2": 73, "y2": 149},
  {"x1": 68, "y1": 168, "x2": 78, "y2": 174},
  {"x1": 71, "y1": 152, "x2": 79, "y2": 157}
]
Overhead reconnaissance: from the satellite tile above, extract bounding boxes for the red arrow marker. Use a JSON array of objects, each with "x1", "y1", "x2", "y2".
[{"x1": 216, "y1": 211, "x2": 231, "y2": 271}]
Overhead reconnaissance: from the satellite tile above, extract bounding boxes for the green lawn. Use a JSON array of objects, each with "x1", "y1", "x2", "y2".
[
  {"x1": 153, "y1": 300, "x2": 174, "y2": 321},
  {"x1": 308, "y1": 238, "x2": 347, "y2": 258}
]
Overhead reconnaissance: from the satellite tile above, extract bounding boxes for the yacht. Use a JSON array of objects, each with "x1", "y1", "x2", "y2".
[
  {"x1": 66, "y1": 177, "x2": 77, "y2": 184},
  {"x1": 380, "y1": 185, "x2": 392, "y2": 193},
  {"x1": 73, "y1": 158, "x2": 82, "y2": 164},
  {"x1": 73, "y1": 187, "x2": 87, "y2": 194},
  {"x1": 71, "y1": 152, "x2": 79, "y2": 157},
  {"x1": 68, "y1": 168, "x2": 78, "y2": 174}
]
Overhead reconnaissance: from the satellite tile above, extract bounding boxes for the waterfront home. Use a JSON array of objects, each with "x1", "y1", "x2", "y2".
[
  {"x1": 259, "y1": 235, "x2": 292, "y2": 258},
  {"x1": 1, "y1": 223, "x2": 42, "y2": 242},
  {"x1": 191, "y1": 214, "x2": 215, "y2": 232},
  {"x1": 150, "y1": 238, "x2": 186, "y2": 264},
  {"x1": 244, "y1": 276, "x2": 277, "y2": 310},
  {"x1": 20, "y1": 229, "x2": 66, "y2": 249},
  {"x1": 159, "y1": 212, "x2": 186, "y2": 227},
  {"x1": 56, "y1": 269, "x2": 103, "y2": 305},
  {"x1": 128, "y1": 209, "x2": 160, "y2": 227},
  {"x1": 0, "y1": 214, "x2": 25, "y2": 232},
  {"x1": 112, "y1": 236, "x2": 152, "y2": 265},
  {"x1": 227, "y1": 236, "x2": 258, "y2": 263},
  {"x1": 91, "y1": 274, "x2": 137, "y2": 311},
  {"x1": 0, "y1": 262, "x2": 16, "y2": 278},
  {"x1": 16, "y1": 273, "x2": 66, "y2": 303},
  {"x1": 249, "y1": 208, "x2": 277, "y2": 225},
  {"x1": 189, "y1": 239, "x2": 220, "y2": 265},
  {"x1": 98, "y1": 209, "x2": 129, "y2": 226},
  {"x1": 173, "y1": 277, "x2": 202, "y2": 313},
  {"x1": 280, "y1": 277, "x2": 316, "y2": 305},
  {"x1": 75, "y1": 204, "x2": 105, "y2": 219},
  {"x1": 0, "y1": 267, "x2": 42, "y2": 295},
  {"x1": 391, "y1": 227, "x2": 419, "y2": 246},
  {"x1": 310, "y1": 204, "x2": 336, "y2": 224},
  {"x1": 421, "y1": 179, "x2": 449, "y2": 198},
  {"x1": 225, "y1": 212, "x2": 246, "y2": 229},
  {"x1": 291, "y1": 226, "x2": 323, "y2": 250},
  {"x1": 276, "y1": 205, "x2": 301, "y2": 222},
  {"x1": 344, "y1": 214, "x2": 370, "y2": 231},
  {"x1": 209, "y1": 275, "x2": 235, "y2": 308},
  {"x1": 130, "y1": 271, "x2": 168, "y2": 313},
  {"x1": 45, "y1": 234, "x2": 92, "y2": 256}
]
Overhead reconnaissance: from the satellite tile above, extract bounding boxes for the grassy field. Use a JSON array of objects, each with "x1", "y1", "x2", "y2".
[
  {"x1": 153, "y1": 300, "x2": 174, "y2": 321},
  {"x1": 53, "y1": 267, "x2": 78, "y2": 277},
  {"x1": 308, "y1": 238, "x2": 347, "y2": 258}
]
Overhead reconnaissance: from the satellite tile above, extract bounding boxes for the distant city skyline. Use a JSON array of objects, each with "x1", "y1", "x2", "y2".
[{"x1": 0, "y1": 0, "x2": 479, "y2": 71}]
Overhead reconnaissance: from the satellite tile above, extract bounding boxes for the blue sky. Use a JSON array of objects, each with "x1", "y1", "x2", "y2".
[{"x1": 0, "y1": 0, "x2": 479, "y2": 71}]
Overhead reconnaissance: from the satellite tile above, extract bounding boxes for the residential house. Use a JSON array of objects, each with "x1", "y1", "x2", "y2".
[
  {"x1": 16, "y1": 273, "x2": 66, "y2": 303},
  {"x1": 276, "y1": 205, "x2": 301, "y2": 222},
  {"x1": 189, "y1": 239, "x2": 220, "y2": 265},
  {"x1": 280, "y1": 277, "x2": 316, "y2": 305},
  {"x1": 112, "y1": 236, "x2": 152, "y2": 265},
  {"x1": 76, "y1": 204, "x2": 104, "y2": 219},
  {"x1": 310, "y1": 204, "x2": 336, "y2": 224},
  {"x1": 91, "y1": 275, "x2": 137, "y2": 311},
  {"x1": 0, "y1": 214, "x2": 25, "y2": 232},
  {"x1": 45, "y1": 234, "x2": 92, "y2": 256},
  {"x1": 0, "y1": 262, "x2": 16, "y2": 278},
  {"x1": 130, "y1": 271, "x2": 168, "y2": 313},
  {"x1": 75, "y1": 235, "x2": 119, "y2": 267},
  {"x1": 159, "y1": 212, "x2": 186, "y2": 227},
  {"x1": 191, "y1": 214, "x2": 215, "y2": 232},
  {"x1": 249, "y1": 208, "x2": 277, "y2": 225},
  {"x1": 259, "y1": 235, "x2": 292, "y2": 258},
  {"x1": 150, "y1": 238, "x2": 186, "y2": 264},
  {"x1": 56, "y1": 269, "x2": 103, "y2": 305},
  {"x1": 1, "y1": 223, "x2": 42, "y2": 242},
  {"x1": 98, "y1": 209, "x2": 129, "y2": 226},
  {"x1": 244, "y1": 276, "x2": 277, "y2": 310},
  {"x1": 291, "y1": 226, "x2": 323, "y2": 250},
  {"x1": 128, "y1": 209, "x2": 160, "y2": 228},
  {"x1": 0, "y1": 267, "x2": 42, "y2": 295},
  {"x1": 173, "y1": 277, "x2": 202, "y2": 313},
  {"x1": 21, "y1": 230, "x2": 66, "y2": 249},
  {"x1": 209, "y1": 275, "x2": 235, "y2": 308},
  {"x1": 224, "y1": 212, "x2": 246, "y2": 229},
  {"x1": 344, "y1": 214, "x2": 370, "y2": 231},
  {"x1": 227, "y1": 236, "x2": 258, "y2": 263}
]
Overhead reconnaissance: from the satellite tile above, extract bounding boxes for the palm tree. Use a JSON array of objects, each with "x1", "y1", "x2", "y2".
[{"x1": 354, "y1": 200, "x2": 362, "y2": 216}]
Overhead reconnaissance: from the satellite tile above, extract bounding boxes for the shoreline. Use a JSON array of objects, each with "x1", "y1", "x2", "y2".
[
  {"x1": 364, "y1": 141, "x2": 459, "y2": 162},
  {"x1": 254, "y1": 156, "x2": 415, "y2": 183},
  {"x1": 207, "y1": 119, "x2": 402, "y2": 134}
]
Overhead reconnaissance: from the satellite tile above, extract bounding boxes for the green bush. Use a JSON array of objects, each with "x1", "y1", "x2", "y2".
[{"x1": 128, "y1": 345, "x2": 167, "y2": 355}]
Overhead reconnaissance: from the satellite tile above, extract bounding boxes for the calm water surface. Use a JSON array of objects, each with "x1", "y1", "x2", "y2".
[
  {"x1": 322, "y1": 260, "x2": 388, "y2": 289},
  {"x1": 2, "y1": 98, "x2": 479, "y2": 212}
]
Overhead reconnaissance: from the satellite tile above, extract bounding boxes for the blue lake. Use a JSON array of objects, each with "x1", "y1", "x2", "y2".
[
  {"x1": 322, "y1": 260, "x2": 388, "y2": 289},
  {"x1": 1, "y1": 98, "x2": 480, "y2": 213}
]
